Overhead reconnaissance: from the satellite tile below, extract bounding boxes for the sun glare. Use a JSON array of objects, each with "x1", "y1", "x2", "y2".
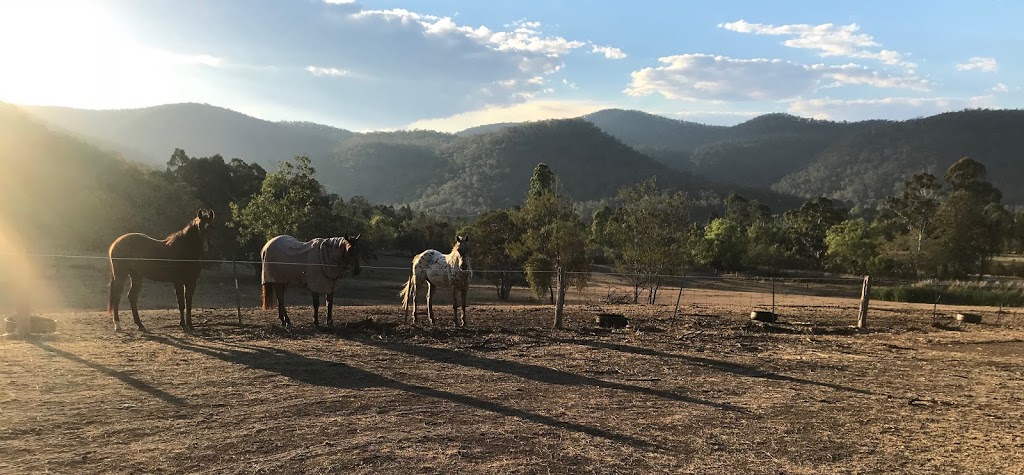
[{"x1": 0, "y1": 1, "x2": 185, "y2": 109}]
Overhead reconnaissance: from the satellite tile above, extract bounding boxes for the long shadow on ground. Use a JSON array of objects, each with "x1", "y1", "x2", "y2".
[
  {"x1": 552, "y1": 337, "x2": 878, "y2": 397},
  {"x1": 146, "y1": 334, "x2": 668, "y2": 453},
  {"x1": 346, "y1": 336, "x2": 748, "y2": 413},
  {"x1": 29, "y1": 340, "x2": 187, "y2": 406}
]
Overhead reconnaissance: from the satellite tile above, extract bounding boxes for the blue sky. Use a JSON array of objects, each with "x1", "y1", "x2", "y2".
[{"x1": 0, "y1": 0, "x2": 1020, "y2": 131}]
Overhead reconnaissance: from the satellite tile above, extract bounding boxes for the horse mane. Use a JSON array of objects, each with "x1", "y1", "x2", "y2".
[{"x1": 164, "y1": 220, "x2": 198, "y2": 246}]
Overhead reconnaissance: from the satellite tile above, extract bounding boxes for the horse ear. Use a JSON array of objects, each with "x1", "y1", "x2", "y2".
[
  {"x1": 353, "y1": 234, "x2": 360, "y2": 241},
  {"x1": 457, "y1": 235, "x2": 463, "y2": 242},
  {"x1": 206, "y1": 209, "x2": 215, "y2": 221},
  {"x1": 196, "y1": 208, "x2": 204, "y2": 219}
]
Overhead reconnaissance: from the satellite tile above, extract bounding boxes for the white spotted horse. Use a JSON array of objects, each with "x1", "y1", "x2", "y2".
[
  {"x1": 399, "y1": 235, "x2": 472, "y2": 326},
  {"x1": 260, "y1": 235, "x2": 361, "y2": 328}
]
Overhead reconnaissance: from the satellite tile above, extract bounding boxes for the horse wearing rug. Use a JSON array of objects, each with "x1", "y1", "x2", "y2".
[
  {"x1": 261, "y1": 235, "x2": 361, "y2": 327},
  {"x1": 108, "y1": 209, "x2": 216, "y2": 332},
  {"x1": 399, "y1": 236, "x2": 472, "y2": 326}
]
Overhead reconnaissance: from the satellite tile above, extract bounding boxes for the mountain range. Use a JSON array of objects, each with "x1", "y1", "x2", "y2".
[{"x1": 16, "y1": 102, "x2": 1024, "y2": 214}]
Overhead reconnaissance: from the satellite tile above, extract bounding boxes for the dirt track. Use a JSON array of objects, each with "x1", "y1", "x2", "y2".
[{"x1": 2, "y1": 304, "x2": 1023, "y2": 474}]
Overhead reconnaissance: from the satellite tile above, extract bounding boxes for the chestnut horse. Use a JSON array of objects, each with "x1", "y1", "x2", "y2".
[
  {"x1": 399, "y1": 235, "x2": 472, "y2": 326},
  {"x1": 260, "y1": 235, "x2": 361, "y2": 328},
  {"x1": 108, "y1": 209, "x2": 216, "y2": 332}
]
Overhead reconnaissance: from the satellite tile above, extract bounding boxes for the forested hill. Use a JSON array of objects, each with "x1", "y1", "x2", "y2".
[
  {"x1": 774, "y1": 109, "x2": 1024, "y2": 205},
  {"x1": 583, "y1": 108, "x2": 1024, "y2": 206},
  {"x1": 19, "y1": 103, "x2": 354, "y2": 170},
  {"x1": 326, "y1": 118, "x2": 799, "y2": 216},
  {"x1": 0, "y1": 103, "x2": 203, "y2": 251}
]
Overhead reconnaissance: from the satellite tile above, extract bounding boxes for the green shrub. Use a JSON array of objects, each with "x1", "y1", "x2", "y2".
[{"x1": 873, "y1": 281, "x2": 1024, "y2": 306}]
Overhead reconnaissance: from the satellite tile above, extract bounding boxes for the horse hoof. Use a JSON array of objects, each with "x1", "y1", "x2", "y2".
[{"x1": 138, "y1": 325, "x2": 149, "y2": 333}]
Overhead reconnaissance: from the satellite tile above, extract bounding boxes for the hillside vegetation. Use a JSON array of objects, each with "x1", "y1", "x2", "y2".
[
  {"x1": 584, "y1": 108, "x2": 1024, "y2": 206},
  {"x1": 0, "y1": 104, "x2": 202, "y2": 251}
]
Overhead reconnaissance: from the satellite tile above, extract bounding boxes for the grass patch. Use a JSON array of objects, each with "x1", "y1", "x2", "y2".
[{"x1": 873, "y1": 280, "x2": 1024, "y2": 307}]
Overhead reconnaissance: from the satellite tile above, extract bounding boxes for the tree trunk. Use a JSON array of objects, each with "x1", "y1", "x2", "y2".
[
  {"x1": 554, "y1": 266, "x2": 566, "y2": 329},
  {"x1": 500, "y1": 278, "x2": 513, "y2": 301}
]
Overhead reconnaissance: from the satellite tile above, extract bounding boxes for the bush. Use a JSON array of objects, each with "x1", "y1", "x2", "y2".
[{"x1": 873, "y1": 281, "x2": 1024, "y2": 306}]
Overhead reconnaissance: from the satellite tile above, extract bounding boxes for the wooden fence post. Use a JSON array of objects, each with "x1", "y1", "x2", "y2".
[
  {"x1": 233, "y1": 257, "x2": 242, "y2": 326},
  {"x1": 16, "y1": 251, "x2": 31, "y2": 338},
  {"x1": 858, "y1": 275, "x2": 871, "y2": 329}
]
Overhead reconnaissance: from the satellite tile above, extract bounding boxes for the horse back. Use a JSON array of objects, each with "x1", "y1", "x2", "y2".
[{"x1": 108, "y1": 232, "x2": 201, "y2": 283}]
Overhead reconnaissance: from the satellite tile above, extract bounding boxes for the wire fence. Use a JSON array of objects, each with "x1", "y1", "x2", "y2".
[{"x1": 1, "y1": 252, "x2": 1021, "y2": 328}]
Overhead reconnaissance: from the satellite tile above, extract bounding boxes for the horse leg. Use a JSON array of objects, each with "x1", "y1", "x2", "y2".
[
  {"x1": 460, "y1": 282, "x2": 469, "y2": 327},
  {"x1": 425, "y1": 280, "x2": 435, "y2": 325},
  {"x1": 109, "y1": 274, "x2": 127, "y2": 332},
  {"x1": 183, "y1": 282, "x2": 197, "y2": 331},
  {"x1": 276, "y1": 284, "x2": 290, "y2": 328},
  {"x1": 312, "y1": 292, "x2": 321, "y2": 327},
  {"x1": 451, "y1": 285, "x2": 460, "y2": 327},
  {"x1": 174, "y1": 284, "x2": 186, "y2": 328},
  {"x1": 326, "y1": 292, "x2": 334, "y2": 327},
  {"x1": 127, "y1": 274, "x2": 146, "y2": 329},
  {"x1": 409, "y1": 278, "x2": 418, "y2": 324}
]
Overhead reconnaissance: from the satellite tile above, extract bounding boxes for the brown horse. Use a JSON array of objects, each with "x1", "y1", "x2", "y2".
[
  {"x1": 108, "y1": 209, "x2": 216, "y2": 332},
  {"x1": 260, "y1": 235, "x2": 361, "y2": 328}
]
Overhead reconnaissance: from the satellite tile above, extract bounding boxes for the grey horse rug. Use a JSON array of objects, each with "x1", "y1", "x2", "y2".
[{"x1": 260, "y1": 235, "x2": 347, "y2": 294}]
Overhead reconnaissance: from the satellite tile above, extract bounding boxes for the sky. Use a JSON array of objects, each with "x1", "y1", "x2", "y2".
[{"x1": 0, "y1": 0, "x2": 1021, "y2": 132}]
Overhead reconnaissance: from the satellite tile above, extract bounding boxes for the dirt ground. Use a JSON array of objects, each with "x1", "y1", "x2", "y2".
[{"x1": 2, "y1": 294, "x2": 1023, "y2": 475}]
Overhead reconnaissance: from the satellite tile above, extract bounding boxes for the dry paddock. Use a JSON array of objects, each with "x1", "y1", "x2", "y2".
[{"x1": 2, "y1": 302, "x2": 1024, "y2": 475}]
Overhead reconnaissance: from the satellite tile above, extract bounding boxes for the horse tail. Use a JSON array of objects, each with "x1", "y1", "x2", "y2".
[
  {"x1": 108, "y1": 275, "x2": 126, "y2": 315},
  {"x1": 262, "y1": 283, "x2": 274, "y2": 310},
  {"x1": 107, "y1": 243, "x2": 125, "y2": 315},
  {"x1": 399, "y1": 277, "x2": 412, "y2": 311}
]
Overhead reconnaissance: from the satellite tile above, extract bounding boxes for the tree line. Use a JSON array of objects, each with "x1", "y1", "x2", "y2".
[{"x1": 163, "y1": 149, "x2": 1022, "y2": 319}]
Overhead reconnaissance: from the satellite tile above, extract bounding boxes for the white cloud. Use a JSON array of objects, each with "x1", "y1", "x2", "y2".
[
  {"x1": 306, "y1": 65, "x2": 351, "y2": 77},
  {"x1": 956, "y1": 56, "x2": 998, "y2": 72},
  {"x1": 625, "y1": 54, "x2": 929, "y2": 101},
  {"x1": 562, "y1": 79, "x2": 579, "y2": 90},
  {"x1": 591, "y1": 44, "x2": 627, "y2": 59},
  {"x1": 404, "y1": 99, "x2": 611, "y2": 132},
  {"x1": 354, "y1": 9, "x2": 586, "y2": 58},
  {"x1": 788, "y1": 96, "x2": 996, "y2": 121},
  {"x1": 719, "y1": 20, "x2": 913, "y2": 68},
  {"x1": 992, "y1": 82, "x2": 1009, "y2": 93},
  {"x1": 819, "y1": 63, "x2": 931, "y2": 90}
]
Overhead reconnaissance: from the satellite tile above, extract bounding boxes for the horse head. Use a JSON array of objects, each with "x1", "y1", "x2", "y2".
[
  {"x1": 454, "y1": 235, "x2": 470, "y2": 270},
  {"x1": 342, "y1": 234, "x2": 362, "y2": 276},
  {"x1": 193, "y1": 208, "x2": 216, "y2": 253}
]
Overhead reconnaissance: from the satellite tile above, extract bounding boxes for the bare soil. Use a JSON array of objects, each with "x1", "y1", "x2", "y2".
[{"x1": 3, "y1": 297, "x2": 1024, "y2": 474}]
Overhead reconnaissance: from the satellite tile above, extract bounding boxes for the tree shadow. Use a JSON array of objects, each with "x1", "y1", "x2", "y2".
[
  {"x1": 346, "y1": 337, "x2": 748, "y2": 413},
  {"x1": 145, "y1": 334, "x2": 667, "y2": 453},
  {"x1": 559, "y1": 338, "x2": 877, "y2": 396},
  {"x1": 29, "y1": 341, "x2": 187, "y2": 406}
]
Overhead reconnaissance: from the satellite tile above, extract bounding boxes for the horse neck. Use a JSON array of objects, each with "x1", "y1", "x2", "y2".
[
  {"x1": 322, "y1": 237, "x2": 347, "y2": 263},
  {"x1": 166, "y1": 224, "x2": 202, "y2": 254},
  {"x1": 448, "y1": 246, "x2": 468, "y2": 270}
]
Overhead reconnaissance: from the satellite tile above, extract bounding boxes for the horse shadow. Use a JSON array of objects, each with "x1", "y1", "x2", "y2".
[
  {"x1": 145, "y1": 334, "x2": 669, "y2": 453},
  {"x1": 343, "y1": 336, "x2": 748, "y2": 413},
  {"x1": 550, "y1": 338, "x2": 878, "y2": 397},
  {"x1": 29, "y1": 340, "x2": 187, "y2": 406}
]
